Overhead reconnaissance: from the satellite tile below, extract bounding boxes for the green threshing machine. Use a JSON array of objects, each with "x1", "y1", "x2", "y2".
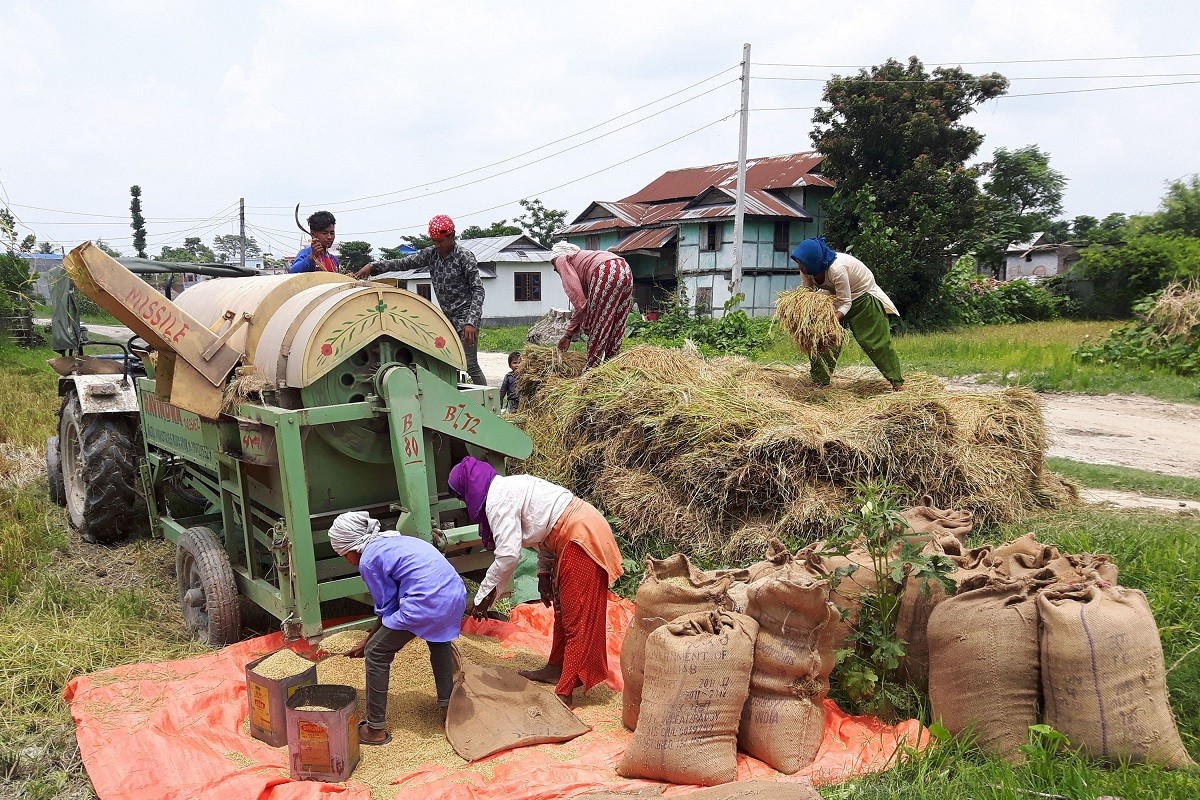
[{"x1": 47, "y1": 242, "x2": 531, "y2": 645}]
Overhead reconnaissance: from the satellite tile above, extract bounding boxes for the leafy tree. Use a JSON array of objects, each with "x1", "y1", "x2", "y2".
[
  {"x1": 130, "y1": 185, "x2": 148, "y2": 258},
  {"x1": 37, "y1": 241, "x2": 56, "y2": 254},
  {"x1": 158, "y1": 236, "x2": 216, "y2": 263},
  {"x1": 1091, "y1": 212, "x2": 1130, "y2": 245},
  {"x1": 212, "y1": 233, "x2": 261, "y2": 263},
  {"x1": 516, "y1": 198, "x2": 568, "y2": 247},
  {"x1": 1074, "y1": 234, "x2": 1200, "y2": 318},
  {"x1": 1146, "y1": 174, "x2": 1200, "y2": 238},
  {"x1": 379, "y1": 244, "x2": 416, "y2": 260},
  {"x1": 811, "y1": 57, "x2": 1008, "y2": 323},
  {"x1": 19, "y1": 234, "x2": 36, "y2": 253},
  {"x1": 975, "y1": 145, "x2": 1066, "y2": 275},
  {"x1": 336, "y1": 240, "x2": 374, "y2": 273},
  {"x1": 1072, "y1": 215, "x2": 1099, "y2": 240},
  {"x1": 94, "y1": 239, "x2": 122, "y2": 257},
  {"x1": 461, "y1": 219, "x2": 522, "y2": 239}
]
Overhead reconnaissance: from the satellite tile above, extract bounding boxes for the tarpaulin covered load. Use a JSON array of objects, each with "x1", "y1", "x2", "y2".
[{"x1": 65, "y1": 596, "x2": 926, "y2": 800}]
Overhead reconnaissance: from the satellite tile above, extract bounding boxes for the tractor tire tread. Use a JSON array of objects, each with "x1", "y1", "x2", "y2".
[
  {"x1": 62, "y1": 394, "x2": 139, "y2": 544},
  {"x1": 46, "y1": 436, "x2": 66, "y2": 507},
  {"x1": 176, "y1": 526, "x2": 241, "y2": 647}
]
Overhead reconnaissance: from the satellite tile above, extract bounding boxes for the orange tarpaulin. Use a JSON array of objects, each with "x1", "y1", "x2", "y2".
[{"x1": 65, "y1": 596, "x2": 926, "y2": 800}]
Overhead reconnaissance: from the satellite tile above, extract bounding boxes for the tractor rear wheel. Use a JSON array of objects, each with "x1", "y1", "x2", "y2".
[
  {"x1": 59, "y1": 393, "x2": 138, "y2": 543},
  {"x1": 176, "y1": 525, "x2": 241, "y2": 646},
  {"x1": 46, "y1": 436, "x2": 66, "y2": 507}
]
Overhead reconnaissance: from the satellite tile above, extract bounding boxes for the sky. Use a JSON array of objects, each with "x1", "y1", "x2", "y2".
[{"x1": 3, "y1": 0, "x2": 1199, "y2": 258}]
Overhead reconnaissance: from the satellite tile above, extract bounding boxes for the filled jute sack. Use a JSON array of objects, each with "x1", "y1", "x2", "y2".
[
  {"x1": 895, "y1": 539, "x2": 991, "y2": 690},
  {"x1": 445, "y1": 647, "x2": 590, "y2": 761},
  {"x1": 738, "y1": 578, "x2": 838, "y2": 774},
  {"x1": 620, "y1": 555, "x2": 733, "y2": 730},
  {"x1": 1038, "y1": 585, "x2": 1195, "y2": 768},
  {"x1": 899, "y1": 496, "x2": 974, "y2": 545},
  {"x1": 928, "y1": 576, "x2": 1041, "y2": 761},
  {"x1": 618, "y1": 610, "x2": 758, "y2": 786}
]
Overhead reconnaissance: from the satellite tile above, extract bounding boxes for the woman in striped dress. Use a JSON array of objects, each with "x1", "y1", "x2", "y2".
[{"x1": 550, "y1": 242, "x2": 634, "y2": 370}]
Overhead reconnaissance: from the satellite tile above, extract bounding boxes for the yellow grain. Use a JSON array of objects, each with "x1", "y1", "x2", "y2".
[
  {"x1": 250, "y1": 649, "x2": 314, "y2": 680},
  {"x1": 319, "y1": 629, "x2": 370, "y2": 656}
]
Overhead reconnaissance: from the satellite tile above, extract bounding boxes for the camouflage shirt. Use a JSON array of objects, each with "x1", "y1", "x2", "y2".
[{"x1": 372, "y1": 243, "x2": 485, "y2": 330}]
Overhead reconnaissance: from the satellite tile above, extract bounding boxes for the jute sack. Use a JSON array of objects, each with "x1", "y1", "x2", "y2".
[
  {"x1": 617, "y1": 610, "x2": 757, "y2": 786},
  {"x1": 899, "y1": 496, "x2": 974, "y2": 545},
  {"x1": 620, "y1": 555, "x2": 732, "y2": 730},
  {"x1": 927, "y1": 577, "x2": 1040, "y2": 761},
  {"x1": 895, "y1": 541, "x2": 990, "y2": 691},
  {"x1": 702, "y1": 566, "x2": 753, "y2": 613},
  {"x1": 738, "y1": 578, "x2": 838, "y2": 774},
  {"x1": 1038, "y1": 585, "x2": 1195, "y2": 768},
  {"x1": 445, "y1": 647, "x2": 590, "y2": 761}
]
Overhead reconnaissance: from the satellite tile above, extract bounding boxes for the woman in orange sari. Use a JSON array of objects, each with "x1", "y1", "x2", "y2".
[{"x1": 448, "y1": 456, "x2": 623, "y2": 704}]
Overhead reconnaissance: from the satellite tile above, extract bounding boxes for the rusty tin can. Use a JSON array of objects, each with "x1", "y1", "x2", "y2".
[
  {"x1": 286, "y1": 684, "x2": 361, "y2": 782},
  {"x1": 245, "y1": 653, "x2": 318, "y2": 747}
]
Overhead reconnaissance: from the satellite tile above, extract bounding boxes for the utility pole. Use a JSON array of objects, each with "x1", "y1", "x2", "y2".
[
  {"x1": 239, "y1": 197, "x2": 246, "y2": 269},
  {"x1": 730, "y1": 43, "x2": 750, "y2": 307}
]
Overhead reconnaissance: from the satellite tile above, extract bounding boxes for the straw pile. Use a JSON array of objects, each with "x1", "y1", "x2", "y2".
[
  {"x1": 315, "y1": 634, "x2": 621, "y2": 797},
  {"x1": 774, "y1": 289, "x2": 844, "y2": 356},
  {"x1": 514, "y1": 346, "x2": 588, "y2": 406},
  {"x1": 251, "y1": 648, "x2": 314, "y2": 680},
  {"x1": 515, "y1": 345, "x2": 1074, "y2": 564}
]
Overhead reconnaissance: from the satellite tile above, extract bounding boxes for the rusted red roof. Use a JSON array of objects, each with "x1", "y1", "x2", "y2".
[
  {"x1": 621, "y1": 152, "x2": 831, "y2": 203},
  {"x1": 612, "y1": 227, "x2": 678, "y2": 253},
  {"x1": 561, "y1": 189, "x2": 811, "y2": 235}
]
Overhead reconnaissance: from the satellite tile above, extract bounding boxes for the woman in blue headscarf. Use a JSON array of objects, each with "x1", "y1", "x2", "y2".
[{"x1": 790, "y1": 237, "x2": 904, "y2": 390}]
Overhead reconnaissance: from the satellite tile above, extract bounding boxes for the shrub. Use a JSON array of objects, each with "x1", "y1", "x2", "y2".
[
  {"x1": 1075, "y1": 283, "x2": 1200, "y2": 375},
  {"x1": 626, "y1": 293, "x2": 775, "y2": 357},
  {"x1": 1072, "y1": 234, "x2": 1200, "y2": 318},
  {"x1": 938, "y1": 256, "x2": 1061, "y2": 326}
]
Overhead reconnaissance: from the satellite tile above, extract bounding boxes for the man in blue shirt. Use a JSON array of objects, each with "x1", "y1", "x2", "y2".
[{"x1": 289, "y1": 210, "x2": 341, "y2": 273}]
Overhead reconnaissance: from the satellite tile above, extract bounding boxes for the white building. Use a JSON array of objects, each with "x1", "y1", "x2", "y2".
[
  {"x1": 377, "y1": 235, "x2": 569, "y2": 326},
  {"x1": 1005, "y1": 233, "x2": 1080, "y2": 280}
]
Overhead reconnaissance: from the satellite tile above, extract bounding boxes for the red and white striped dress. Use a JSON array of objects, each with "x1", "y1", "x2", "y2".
[{"x1": 555, "y1": 250, "x2": 634, "y2": 370}]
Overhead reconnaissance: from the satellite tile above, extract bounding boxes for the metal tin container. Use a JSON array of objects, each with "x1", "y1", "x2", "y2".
[
  {"x1": 286, "y1": 684, "x2": 360, "y2": 782},
  {"x1": 245, "y1": 652, "x2": 318, "y2": 747}
]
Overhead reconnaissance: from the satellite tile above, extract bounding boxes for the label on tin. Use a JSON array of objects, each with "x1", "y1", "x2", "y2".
[
  {"x1": 298, "y1": 721, "x2": 332, "y2": 772},
  {"x1": 250, "y1": 682, "x2": 271, "y2": 731}
]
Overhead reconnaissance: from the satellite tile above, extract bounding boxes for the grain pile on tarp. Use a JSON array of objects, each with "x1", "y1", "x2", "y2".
[
  {"x1": 926, "y1": 533, "x2": 1194, "y2": 767},
  {"x1": 774, "y1": 288, "x2": 845, "y2": 356},
  {"x1": 515, "y1": 344, "x2": 1074, "y2": 563}
]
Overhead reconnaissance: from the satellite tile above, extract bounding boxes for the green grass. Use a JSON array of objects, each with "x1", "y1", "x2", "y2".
[
  {"x1": 1047, "y1": 457, "x2": 1200, "y2": 501},
  {"x1": 32, "y1": 302, "x2": 121, "y2": 327}
]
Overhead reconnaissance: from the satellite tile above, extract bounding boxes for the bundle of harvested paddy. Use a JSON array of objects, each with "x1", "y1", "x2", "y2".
[
  {"x1": 514, "y1": 346, "x2": 587, "y2": 406},
  {"x1": 251, "y1": 649, "x2": 314, "y2": 680},
  {"x1": 513, "y1": 345, "x2": 1071, "y2": 558},
  {"x1": 774, "y1": 288, "x2": 845, "y2": 356}
]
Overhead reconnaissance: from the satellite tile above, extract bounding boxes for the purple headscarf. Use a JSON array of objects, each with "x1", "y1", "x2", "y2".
[{"x1": 447, "y1": 456, "x2": 498, "y2": 550}]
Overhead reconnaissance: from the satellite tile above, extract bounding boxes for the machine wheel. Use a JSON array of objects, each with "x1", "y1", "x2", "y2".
[
  {"x1": 46, "y1": 436, "x2": 66, "y2": 507},
  {"x1": 176, "y1": 526, "x2": 241, "y2": 646},
  {"x1": 59, "y1": 393, "x2": 138, "y2": 543}
]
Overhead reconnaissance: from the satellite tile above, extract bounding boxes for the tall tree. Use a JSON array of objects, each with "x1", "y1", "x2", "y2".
[
  {"x1": 158, "y1": 236, "x2": 216, "y2": 263},
  {"x1": 0, "y1": 207, "x2": 17, "y2": 252},
  {"x1": 399, "y1": 234, "x2": 433, "y2": 251},
  {"x1": 516, "y1": 198, "x2": 568, "y2": 247},
  {"x1": 212, "y1": 233, "x2": 261, "y2": 263},
  {"x1": 1072, "y1": 215, "x2": 1099, "y2": 241},
  {"x1": 37, "y1": 241, "x2": 56, "y2": 254},
  {"x1": 336, "y1": 240, "x2": 374, "y2": 273},
  {"x1": 130, "y1": 185, "x2": 148, "y2": 258},
  {"x1": 1147, "y1": 174, "x2": 1200, "y2": 238},
  {"x1": 975, "y1": 145, "x2": 1067, "y2": 274},
  {"x1": 19, "y1": 234, "x2": 36, "y2": 253},
  {"x1": 811, "y1": 57, "x2": 1008, "y2": 322},
  {"x1": 461, "y1": 219, "x2": 522, "y2": 239}
]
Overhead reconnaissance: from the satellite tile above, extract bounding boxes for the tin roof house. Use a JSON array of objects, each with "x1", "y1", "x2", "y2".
[{"x1": 559, "y1": 152, "x2": 835, "y2": 316}]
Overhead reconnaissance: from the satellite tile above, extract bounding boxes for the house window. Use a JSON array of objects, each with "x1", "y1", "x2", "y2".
[
  {"x1": 773, "y1": 220, "x2": 790, "y2": 252},
  {"x1": 416, "y1": 283, "x2": 432, "y2": 301},
  {"x1": 514, "y1": 272, "x2": 542, "y2": 302},
  {"x1": 585, "y1": 234, "x2": 600, "y2": 250},
  {"x1": 700, "y1": 222, "x2": 722, "y2": 252},
  {"x1": 696, "y1": 287, "x2": 714, "y2": 317}
]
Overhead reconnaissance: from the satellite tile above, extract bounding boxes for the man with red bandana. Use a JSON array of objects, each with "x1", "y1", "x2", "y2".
[
  {"x1": 289, "y1": 210, "x2": 340, "y2": 273},
  {"x1": 357, "y1": 215, "x2": 488, "y2": 385}
]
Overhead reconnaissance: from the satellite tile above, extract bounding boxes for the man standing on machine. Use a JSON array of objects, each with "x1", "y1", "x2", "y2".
[{"x1": 289, "y1": 211, "x2": 341, "y2": 273}]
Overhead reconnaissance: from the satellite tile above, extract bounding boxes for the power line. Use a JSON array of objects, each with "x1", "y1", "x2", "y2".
[
  {"x1": 5, "y1": 201, "x2": 239, "y2": 223},
  {"x1": 338, "y1": 112, "x2": 737, "y2": 237},
  {"x1": 752, "y1": 52, "x2": 1200, "y2": 68}
]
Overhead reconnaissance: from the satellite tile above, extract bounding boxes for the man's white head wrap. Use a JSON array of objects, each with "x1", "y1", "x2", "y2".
[
  {"x1": 550, "y1": 241, "x2": 580, "y2": 261},
  {"x1": 329, "y1": 511, "x2": 389, "y2": 555}
]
